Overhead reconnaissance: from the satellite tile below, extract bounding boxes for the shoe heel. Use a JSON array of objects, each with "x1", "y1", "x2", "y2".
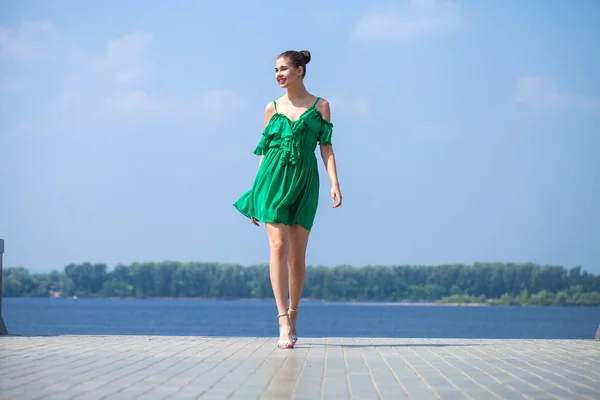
[
  {"x1": 277, "y1": 312, "x2": 294, "y2": 349},
  {"x1": 288, "y1": 307, "x2": 299, "y2": 344}
]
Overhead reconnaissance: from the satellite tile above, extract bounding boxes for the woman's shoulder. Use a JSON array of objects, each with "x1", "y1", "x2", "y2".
[
  {"x1": 315, "y1": 97, "x2": 331, "y2": 121},
  {"x1": 263, "y1": 100, "x2": 278, "y2": 121},
  {"x1": 264, "y1": 101, "x2": 274, "y2": 111}
]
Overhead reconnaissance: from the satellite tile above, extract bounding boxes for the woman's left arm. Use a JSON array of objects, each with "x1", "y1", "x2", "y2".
[{"x1": 318, "y1": 99, "x2": 342, "y2": 208}]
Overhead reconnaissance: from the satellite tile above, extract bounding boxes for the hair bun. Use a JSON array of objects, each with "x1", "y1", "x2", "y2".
[{"x1": 299, "y1": 50, "x2": 311, "y2": 64}]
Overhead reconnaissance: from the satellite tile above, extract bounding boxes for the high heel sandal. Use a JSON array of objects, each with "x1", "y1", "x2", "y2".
[
  {"x1": 277, "y1": 312, "x2": 294, "y2": 349},
  {"x1": 288, "y1": 307, "x2": 298, "y2": 344}
]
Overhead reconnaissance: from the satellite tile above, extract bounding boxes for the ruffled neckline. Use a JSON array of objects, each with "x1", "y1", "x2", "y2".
[
  {"x1": 254, "y1": 104, "x2": 333, "y2": 165},
  {"x1": 270, "y1": 105, "x2": 324, "y2": 125}
]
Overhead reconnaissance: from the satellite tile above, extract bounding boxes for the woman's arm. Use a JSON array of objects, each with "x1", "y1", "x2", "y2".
[
  {"x1": 318, "y1": 99, "x2": 342, "y2": 208},
  {"x1": 258, "y1": 102, "x2": 276, "y2": 170}
]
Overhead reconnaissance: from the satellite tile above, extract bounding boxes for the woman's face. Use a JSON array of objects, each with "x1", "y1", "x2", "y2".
[{"x1": 274, "y1": 57, "x2": 302, "y2": 88}]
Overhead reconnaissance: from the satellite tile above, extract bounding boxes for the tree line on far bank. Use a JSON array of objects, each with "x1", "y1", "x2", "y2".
[{"x1": 3, "y1": 262, "x2": 600, "y2": 306}]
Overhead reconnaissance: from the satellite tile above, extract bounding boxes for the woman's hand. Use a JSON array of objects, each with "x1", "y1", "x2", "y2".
[{"x1": 331, "y1": 184, "x2": 342, "y2": 208}]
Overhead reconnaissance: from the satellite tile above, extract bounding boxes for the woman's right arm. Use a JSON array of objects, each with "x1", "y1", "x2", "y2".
[{"x1": 258, "y1": 102, "x2": 276, "y2": 169}]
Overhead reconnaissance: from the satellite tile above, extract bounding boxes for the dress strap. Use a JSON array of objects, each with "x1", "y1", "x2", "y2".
[
  {"x1": 312, "y1": 97, "x2": 320, "y2": 107},
  {"x1": 273, "y1": 100, "x2": 278, "y2": 113}
]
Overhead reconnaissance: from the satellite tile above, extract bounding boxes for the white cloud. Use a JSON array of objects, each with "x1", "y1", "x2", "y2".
[
  {"x1": 93, "y1": 89, "x2": 245, "y2": 122},
  {"x1": 98, "y1": 31, "x2": 153, "y2": 85},
  {"x1": 513, "y1": 76, "x2": 598, "y2": 112},
  {"x1": 6, "y1": 28, "x2": 244, "y2": 137},
  {"x1": 354, "y1": 0, "x2": 461, "y2": 41},
  {"x1": 94, "y1": 88, "x2": 244, "y2": 120},
  {"x1": 91, "y1": 32, "x2": 245, "y2": 120},
  {"x1": 0, "y1": 21, "x2": 58, "y2": 60}
]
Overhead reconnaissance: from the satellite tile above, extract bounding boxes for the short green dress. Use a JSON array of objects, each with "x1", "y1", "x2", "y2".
[{"x1": 233, "y1": 97, "x2": 333, "y2": 231}]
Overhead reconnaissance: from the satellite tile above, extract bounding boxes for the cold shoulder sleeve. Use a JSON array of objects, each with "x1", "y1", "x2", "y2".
[
  {"x1": 253, "y1": 130, "x2": 273, "y2": 155},
  {"x1": 253, "y1": 118, "x2": 278, "y2": 155},
  {"x1": 318, "y1": 118, "x2": 333, "y2": 145}
]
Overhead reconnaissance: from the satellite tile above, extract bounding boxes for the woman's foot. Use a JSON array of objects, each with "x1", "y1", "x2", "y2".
[
  {"x1": 277, "y1": 313, "x2": 294, "y2": 349},
  {"x1": 288, "y1": 307, "x2": 298, "y2": 343}
]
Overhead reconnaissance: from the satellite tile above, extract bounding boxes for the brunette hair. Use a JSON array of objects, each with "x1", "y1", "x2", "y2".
[{"x1": 278, "y1": 50, "x2": 311, "y2": 77}]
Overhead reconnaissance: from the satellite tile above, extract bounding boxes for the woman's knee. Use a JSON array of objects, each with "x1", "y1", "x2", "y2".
[
  {"x1": 270, "y1": 238, "x2": 286, "y2": 254},
  {"x1": 288, "y1": 257, "x2": 306, "y2": 271},
  {"x1": 266, "y1": 223, "x2": 289, "y2": 255}
]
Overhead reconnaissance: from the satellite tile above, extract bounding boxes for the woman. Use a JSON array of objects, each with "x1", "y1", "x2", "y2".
[{"x1": 233, "y1": 50, "x2": 342, "y2": 349}]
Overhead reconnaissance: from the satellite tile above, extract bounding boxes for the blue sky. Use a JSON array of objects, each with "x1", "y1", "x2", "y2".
[{"x1": 1, "y1": 0, "x2": 599, "y2": 274}]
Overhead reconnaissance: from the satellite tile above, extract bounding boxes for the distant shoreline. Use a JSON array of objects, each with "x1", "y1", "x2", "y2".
[
  {"x1": 10, "y1": 296, "x2": 593, "y2": 307},
  {"x1": 5, "y1": 263, "x2": 599, "y2": 306}
]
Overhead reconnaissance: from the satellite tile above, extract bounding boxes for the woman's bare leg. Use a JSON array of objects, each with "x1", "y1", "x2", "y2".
[
  {"x1": 265, "y1": 222, "x2": 293, "y2": 346},
  {"x1": 288, "y1": 224, "x2": 310, "y2": 338}
]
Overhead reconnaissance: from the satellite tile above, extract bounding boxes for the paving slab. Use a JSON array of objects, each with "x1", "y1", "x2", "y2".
[{"x1": 1, "y1": 336, "x2": 598, "y2": 399}]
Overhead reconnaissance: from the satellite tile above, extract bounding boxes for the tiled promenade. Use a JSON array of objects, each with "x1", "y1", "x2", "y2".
[{"x1": 0, "y1": 335, "x2": 599, "y2": 399}]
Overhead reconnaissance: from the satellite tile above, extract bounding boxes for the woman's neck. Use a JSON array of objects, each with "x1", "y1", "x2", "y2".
[{"x1": 285, "y1": 83, "x2": 310, "y2": 104}]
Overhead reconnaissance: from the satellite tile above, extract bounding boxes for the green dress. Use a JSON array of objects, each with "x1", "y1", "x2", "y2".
[{"x1": 233, "y1": 97, "x2": 333, "y2": 231}]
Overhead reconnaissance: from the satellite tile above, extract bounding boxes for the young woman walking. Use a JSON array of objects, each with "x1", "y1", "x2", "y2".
[{"x1": 233, "y1": 50, "x2": 342, "y2": 349}]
